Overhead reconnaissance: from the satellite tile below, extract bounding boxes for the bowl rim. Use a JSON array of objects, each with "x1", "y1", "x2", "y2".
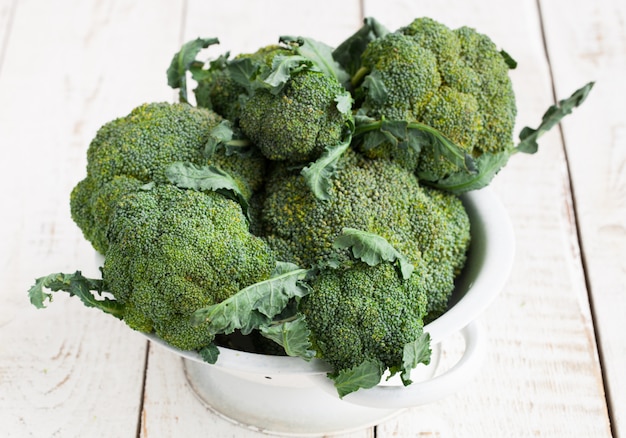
[{"x1": 145, "y1": 187, "x2": 515, "y2": 375}]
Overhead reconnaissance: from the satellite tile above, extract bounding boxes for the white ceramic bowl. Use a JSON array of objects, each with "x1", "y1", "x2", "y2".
[{"x1": 145, "y1": 187, "x2": 516, "y2": 436}]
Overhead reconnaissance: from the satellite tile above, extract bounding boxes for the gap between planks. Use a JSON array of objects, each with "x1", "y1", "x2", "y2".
[{"x1": 535, "y1": 0, "x2": 615, "y2": 435}]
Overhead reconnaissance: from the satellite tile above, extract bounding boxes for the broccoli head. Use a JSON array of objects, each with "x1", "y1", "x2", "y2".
[
  {"x1": 300, "y1": 261, "x2": 428, "y2": 375},
  {"x1": 239, "y1": 69, "x2": 353, "y2": 163},
  {"x1": 353, "y1": 17, "x2": 517, "y2": 184},
  {"x1": 103, "y1": 184, "x2": 275, "y2": 351},
  {"x1": 85, "y1": 102, "x2": 221, "y2": 185},
  {"x1": 194, "y1": 45, "x2": 291, "y2": 120},
  {"x1": 70, "y1": 102, "x2": 238, "y2": 253},
  {"x1": 260, "y1": 149, "x2": 470, "y2": 317},
  {"x1": 70, "y1": 175, "x2": 144, "y2": 254}
]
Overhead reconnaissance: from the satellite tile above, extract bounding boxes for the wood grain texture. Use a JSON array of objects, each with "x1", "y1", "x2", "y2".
[
  {"x1": 0, "y1": 0, "x2": 619, "y2": 436},
  {"x1": 0, "y1": 0, "x2": 16, "y2": 73},
  {"x1": 540, "y1": 0, "x2": 626, "y2": 435},
  {"x1": 364, "y1": 0, "x2": 612, "y2": 436},
  {"x1": 0, "y1": 0, "x2": 182, "y2": 436}
]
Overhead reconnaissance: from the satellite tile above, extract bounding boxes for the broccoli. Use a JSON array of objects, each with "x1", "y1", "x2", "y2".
[
  {"x1": 193, "y1": 45, "x2": 291, "y2": 121},
  {"x1": 239, "y1": 68, "x2": 353, "y2": 162},
  {"x1": 70, "y1": 102, "x2": 220, "y2": 251},
  {"x1": 70, "y1": 101, "x2": 267, "y2": 253},
  {"x1": 300, "y1": 261, "x2": 429, "y2": 392},
  {"x1": 350, "y1": 17, "x2": 517, "y2": 188},
  {"x1": 261, "y1": 148, "x2": 470, "y2": 318},
  {"x1": 85, "y1": 102, "x2": 222, "y2": 185},
  {"x1": 169, "y1": 36, "x2": 354, "y2": 164},
  {"x1": 37, "y1": 184, "x2": 276, "y2": 352},
  {"x1": 103, "y1": 184, "x2": 275, "y2": 350}
]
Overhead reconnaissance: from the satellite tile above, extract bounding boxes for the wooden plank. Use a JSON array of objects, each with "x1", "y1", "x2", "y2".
[
  {"x1": 539, "y1": 0, "x2": 626, "y2": 435},
  {"x1": 361, "y1": 1, "x2": 612, "y2": 436},
  {"x1": 137, "y1": 1, "x2": 373, "y2": 436},
  {"x1": 0, "y1": 0, "x2": 183, "y2": 436},
  {"x1": 0, "y1": 0, "x2": 16, "y2": 71}
]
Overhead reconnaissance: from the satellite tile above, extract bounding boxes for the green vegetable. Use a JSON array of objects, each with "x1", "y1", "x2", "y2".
[
  {"x1": 30, "y1": 14, "x2": 593, "y2": 398},
  {"x1": 347, "y1": 17, "x2": 517, "y2": 187},
  {"x1": 333, "y1": 228, "x2": 414, "y2": 279},
  {"x1": 299, "y1": 259, "x2": 431, "y2": 396},
  {"x1": 261, "y1": 148, "x2": 470, "y2": 318},
  {"x1": 191, "y1": 262, "x2": 310, "y2": 337},
  {"x1": 70, "y1": 102, "x2": 223, "y2": 253},
  {"x1": 28, "y1": 271, "x2": 121, "y2": 317}
]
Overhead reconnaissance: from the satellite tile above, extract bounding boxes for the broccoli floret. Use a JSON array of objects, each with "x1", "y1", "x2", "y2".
[
  {"x1": 85, "y1": 102, "x2": 221, "y2": 185},
  {"x1": 300, "y1": 261, "x2": 428, "y2": 374},
  {"x1": 194, "y1": 45, "x2": 291, "y2": 120},
  {"x1": 206, "y1": 146, "x2": 267, "y2": 201},
  {"x1": 260, "y1": 149, "x2": 470, "y2": 317},
  {"x1": 103, "y1": 184, "x2": 275, "y2": 351},
  {"x1": 70, "y1": 102, "x2": 264, "y2": 253},
  {"x1": 353, "y1": 17, "x2": 516, "y2": 185},
  {"x1": 239, "y1": 70, "x2": 352, "y2": 163},
  {"x1": 70, "y1": 176, "x2": 144, "y2": 254}
]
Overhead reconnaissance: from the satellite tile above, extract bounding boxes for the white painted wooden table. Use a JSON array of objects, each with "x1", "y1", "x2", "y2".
[{"x1": 0, "y1": 0, "x2": 623, "y2": 436}]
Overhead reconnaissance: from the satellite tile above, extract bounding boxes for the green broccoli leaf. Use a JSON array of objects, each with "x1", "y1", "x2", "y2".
[
  {"x1": 28, "y1": 271, "x2": 124, "y2": 319},
  {"x1": 259, "y1": 313, "x2": 315, "y2": 360},
  {"x1": 263, "y1": 55, "x2": 319, "y2": 94},
  {"x1": 333, "y1": 228, "x2": 414, "y2": 279},
  {"x1": 165, "y1": 162, "x2": 249, "y2": 216},
  {"x1": 331, "y1": 359, "x2": 384, "y2": 398},
  {"x1": 425, "y1": 149, "x2": 511, "y2": 194},
  {"x1": 204, "y1": 120, "x2": 252, "y2": 157},
  {"x1": 361, "y1": 70, "x2": 388, "y2": 106},
  {"x1": 226, "y1": 57, "x2": 264, "y2": 96},
  {"x1": 191, "y1": 262, "x2": 311, "y2": 336},
  {"x1": 334, "y1": 91, "x2": 354, "y2": 115},
  {"x1": 279, "y1": 35, "x2": 350, "y2": 85},
  {"x1": 198, "y1": 343, "x2": 220, "y2": 364},
  {"x1": 354, "y1": 115, "x2": 477, "y2": 174},
  {"x1": 399, "y1": 332, "x2": 431, "y2": 385},
  {"x1": 427, "y1": 82, "x2": 595, "y2": 194},
  {"x1": 333, "y1": 17, "x2": 390, "y2": 78},
  {"x1": 167, "y1": 37, "x2": 220, "y2": 103},
  {"x1": 517, "y1": 81, "x2": 595, "y2": 154},
  {"x1": 301, "y1": 128, "x2": 353, "y2": 201},
  {"x1": 499, "y1": 50, "x2": 518, "y2": 69}
]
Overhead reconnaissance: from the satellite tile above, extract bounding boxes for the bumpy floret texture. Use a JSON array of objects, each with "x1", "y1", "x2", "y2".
[
  {"x1": 358, "y1": 17, "x2": 517, "y2": 180},
  {"x1": 103, "y1": 184, "x2": 275, "y2": 351},
  {"x1": 71, "y1": 102, "x2": 224, "y2": 252},
  {"x1": 239, "y1": 70, "x2": 351, "y2": 162},
  {"x1": 261, "y1": 149, "x2": 470, "y2": 317},
  {"x1": 206, "y1": 146, "x2": 267, "y2": 201},
  {"x1": 70, "y1": 176, "x2": 144, "y2": 254},
  {"x1": 86, "y1": 102, "x2": 221, "y2": 185},
  {"x1": 195, "y1": 45, "x2": 291, "y2": 120},
  {"x1": 300, "y1": 262, "x2": 428, "y2": 373}
]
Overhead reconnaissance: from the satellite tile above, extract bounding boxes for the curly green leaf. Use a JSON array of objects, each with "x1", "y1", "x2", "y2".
[
  {"x1": 331, "y1": 359, "x2": 384, "y2": 398},
  {"x1": 260, "y1": 314, "x2": 315, "y2": 360},
  {"x1": 28, "y1": 271, "x2": 124, "y2": 319},
  {"x1": 333, "y1": 228, "x2": 414, "y2": 279},
  {"x1": 517, "y1": 81, "x2": 595, "y2": 154},
  {"x1": 167, "y1": 37, "x2": 220, "y2": 103},
  {"x1": 191, "y1": 263, "x2": 311, "y2": 336},
  {"x1": 165, "y1": 162, "x2": 249, "y2": 216}
]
